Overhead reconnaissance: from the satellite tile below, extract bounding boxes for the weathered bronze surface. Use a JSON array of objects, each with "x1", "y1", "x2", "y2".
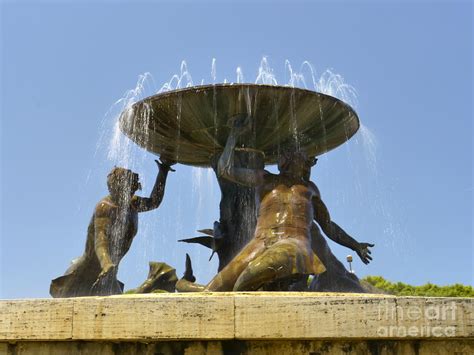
[
  {"x1": 50, "y1": 160, "x2": 175, "y2": 297},
  {"x1": 119, "y1": 84, "x2": 359, "y2": 167}
]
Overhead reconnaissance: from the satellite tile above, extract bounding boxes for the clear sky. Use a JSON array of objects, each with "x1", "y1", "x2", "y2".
[{"x1": 1, "y1": 0, "x2": 472, "y2": 299}]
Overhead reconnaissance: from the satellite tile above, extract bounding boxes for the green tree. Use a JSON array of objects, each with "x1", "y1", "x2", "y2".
[{"x1": 362, "y1": 276, "x2": 474, "y2": 297}]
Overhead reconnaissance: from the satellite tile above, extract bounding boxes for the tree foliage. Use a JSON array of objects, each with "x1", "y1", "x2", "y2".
[{"x1": 362, "y1": 276, "x2": 474, "y2": 297}]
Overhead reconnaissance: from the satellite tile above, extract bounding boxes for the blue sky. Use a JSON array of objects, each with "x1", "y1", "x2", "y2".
[{"x1": 1, "y1": 0, "x2": 472, "y2": 299}]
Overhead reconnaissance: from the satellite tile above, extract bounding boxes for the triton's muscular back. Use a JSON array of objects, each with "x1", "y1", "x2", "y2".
[{"x1": 255, "y1": 180, "x2": 316, "y2": 241}]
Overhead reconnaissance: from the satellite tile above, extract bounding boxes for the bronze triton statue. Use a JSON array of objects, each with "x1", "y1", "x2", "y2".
[
  {"x1": 177, "y1": 116, "x2": 373, "y2": 291},
  {"x1": 50, "y1": 159, "x2": 175, "y2": 297}
]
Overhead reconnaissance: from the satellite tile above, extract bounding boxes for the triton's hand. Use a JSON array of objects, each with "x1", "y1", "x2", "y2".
[
  {"x1": 156, "y1": 158, "x2": 176, "y2": 172},
  {"x1": 355, "y1": 242, "x2": 374, "y2": 264},
  {"x1": 91, "y1": 263, "x2": 117, "y2": 293},
  {"x1": 98, "y1": 263, "x2": 117, "y2": 279}
]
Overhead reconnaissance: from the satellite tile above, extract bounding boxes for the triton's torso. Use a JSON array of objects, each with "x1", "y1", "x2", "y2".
[
  {"x1": 254, "y1": 176, "x2": 317, "y2": 243},
  {"x1": 85, "y1": 196, "x2": 139, "y2": 263}
]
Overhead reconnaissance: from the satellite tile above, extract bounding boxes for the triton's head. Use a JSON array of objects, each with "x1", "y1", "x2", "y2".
[
  {"x1": 107, "y1": 167, "x2": 141, "y2": 200},
  {"x1": 277, "y1": 148, "x2": 317, "y2": 178}
]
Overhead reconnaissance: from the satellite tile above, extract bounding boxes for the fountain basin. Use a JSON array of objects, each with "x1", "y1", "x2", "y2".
[{"x1": 119, "y1": 84, "x2": 359, "y2": 166}]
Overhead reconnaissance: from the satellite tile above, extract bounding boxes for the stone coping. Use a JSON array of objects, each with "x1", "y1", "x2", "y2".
[{"x1": 0, "y1": 293, "x2": 472, "y2": 341}]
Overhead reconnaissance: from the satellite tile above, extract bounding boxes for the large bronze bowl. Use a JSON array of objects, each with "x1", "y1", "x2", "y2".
[{"x1": 119, "y1": 84, "x2": 359, "y2": 167}]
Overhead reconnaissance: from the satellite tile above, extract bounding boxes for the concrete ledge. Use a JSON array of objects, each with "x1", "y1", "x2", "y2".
[{"x1": 0, "y1": 293, "x2": 472, "y2": 342}]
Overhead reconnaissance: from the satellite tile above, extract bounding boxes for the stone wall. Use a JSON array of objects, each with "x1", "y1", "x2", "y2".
[{"x1": 1, "y1": 293, "x2": 472, "y2": 354}]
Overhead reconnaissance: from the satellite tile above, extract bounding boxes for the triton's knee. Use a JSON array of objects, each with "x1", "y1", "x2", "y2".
[
  {"x1": 233, "y1": 264, "x2": 269, "y2": 291},
  {"x1": 233, "y1": 256, "x2": 286, "y2": 291}
]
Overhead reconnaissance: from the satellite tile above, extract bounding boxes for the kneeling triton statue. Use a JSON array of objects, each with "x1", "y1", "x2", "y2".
[
  {"x1": 50, "y1": 159, "x2": 175, "y2": 297},
  {"x1": 177, "y1": 116, "x2": 373, "y2": 292}
]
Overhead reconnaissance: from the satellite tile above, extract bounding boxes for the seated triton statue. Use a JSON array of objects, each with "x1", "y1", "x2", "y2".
[
  {"x1": 50, "y1": 159, "x2": 175, "y2": 297},
  {"x1": 177, "y1": 116, "x2": 373, "y2": 292}
]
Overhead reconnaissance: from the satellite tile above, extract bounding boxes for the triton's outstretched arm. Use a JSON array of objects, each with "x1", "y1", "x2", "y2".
[
  {"x1": 217, "y1": 116, "x2": 265, "y2": 187},
  {"x1": 312, "y1": 194, "x2": 374, "y2": 264},
  {"x1": 134, "y1": 159, "x2": 175, "y2": 212}
]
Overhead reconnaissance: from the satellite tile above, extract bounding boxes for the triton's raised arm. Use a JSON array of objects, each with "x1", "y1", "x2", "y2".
[
  {"x1": 217, "y1": 116, "x2": 265, "y2": 187},
  {"x1": 312, "y1": 187, "x2": 374, "y2": 264},
  {"x1": 133, "y1": 158, "x2": 176, "y2": 212}
]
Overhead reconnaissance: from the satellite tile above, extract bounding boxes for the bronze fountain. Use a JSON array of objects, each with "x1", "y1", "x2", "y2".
[{"x1": 51, "y1": 84, "x2": 373, "y2": 297}]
